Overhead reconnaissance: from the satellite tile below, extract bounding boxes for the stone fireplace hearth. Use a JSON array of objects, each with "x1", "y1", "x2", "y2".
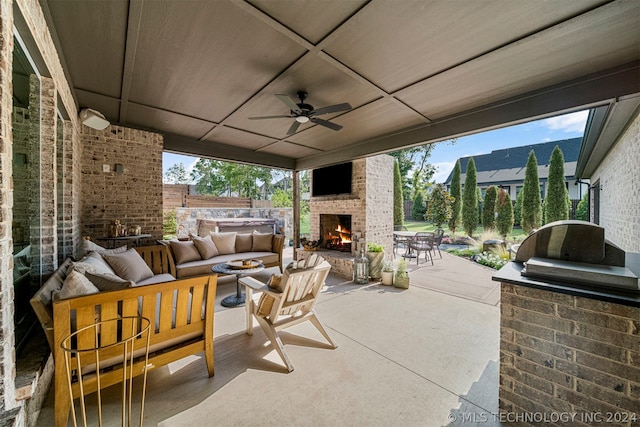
[
  {"x1": 296, "y1": 155, "x2": 394, "y2": 278},
  {"x1": 320, "y1": 214, "x2": 352, "y2": 252}
]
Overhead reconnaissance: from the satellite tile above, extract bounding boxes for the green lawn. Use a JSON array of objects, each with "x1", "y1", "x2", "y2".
[{"x1": 402, "y1": 220, "x2": 526, "y2": 243}]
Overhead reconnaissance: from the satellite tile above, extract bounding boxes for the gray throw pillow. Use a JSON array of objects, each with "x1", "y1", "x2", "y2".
[
  {"x1": 235, "y1": 234, "x2": 252, "y2": 253},
  {"x1": 252, "y1": 232, "x2": 273, "y2": 252},
  {"x1": 169, "y1": 240, "x2": 202, "y2": 264},
  {"x1": 85, "y1": 272, "x2": 134, "y2": 291},
  {"x1": 103, "y1": 248, "x2": 154, "y2": 283},
  {"x1": 191, "y1": 235, "x2": 219, "y2": 260}
]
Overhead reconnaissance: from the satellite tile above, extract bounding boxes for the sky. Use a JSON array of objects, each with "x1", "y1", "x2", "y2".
[{"x1": 163, "y1": 110, "x2": 589, "y2": 184}]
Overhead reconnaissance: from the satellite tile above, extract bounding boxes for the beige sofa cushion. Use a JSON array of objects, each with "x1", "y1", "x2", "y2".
[
  {"x1": 175, "y1": 252, "x2": 278, "y2": 279},
  {"x1": 210, "y1": 232, "x2": 237, "y2": 255}
]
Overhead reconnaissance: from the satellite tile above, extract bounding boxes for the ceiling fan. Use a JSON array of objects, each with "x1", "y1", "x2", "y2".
[{"x1": 249, "y1": 91, "x2": 352, "y2": 135}]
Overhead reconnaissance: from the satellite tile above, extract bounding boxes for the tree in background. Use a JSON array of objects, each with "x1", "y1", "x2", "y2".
[
  {"x1": 164, "y1": 162, "x2": 190, "y2": 184},
  {"x1": 190, "y1": 159, "x2": 274, "y2": 198},
  {"x1": 521, "y1": 151, "x2": 542, "y2": 233},
  {"x1": 544, "y1": 146, "x2": 569, "y2": 224},
  {"x1": 482, "y1": 185, "x2": 498, "y2": 230},
  {"x1": 462, "y1": 157, "x2": 478, "y2": 237},
  {"x1": 496, "y1": 188, "x2": 514, "y2": 239},
  {"x1": 271, "y1": 188, "x2": 292, "y2": 207},
  {"x1": 575, "y1": 192, "x2": 589, "y2": 221},
  {"x1": 448, "y1": 160, "x2": 462, "y2": 234},
  {"x1": 426, "y1": 184, "x2": 453, "y2": 228},
  {"x1": 514, "y1": 190, "x2": 523, "y2": 226},
  {"x1": 393, "y1": 160, "x2": 404, "y2": 226},
  {"x1": 412, "y1": 191, "x2": 427, "y2": 220}
]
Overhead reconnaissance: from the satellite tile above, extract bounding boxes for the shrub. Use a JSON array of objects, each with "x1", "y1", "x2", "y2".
[
  {"x1": 393, "y1": 160, "x2": 404, "y2": 227},
  {"x1": 162, "y1": 209, "x2": 178, "y2": 239},
  {"x1": 575, "y1": 192, "x2": 589, "y2": 221},
  {"x1": 426, "y1": 183, "x2": 453, "y2": 227},
  {"x1": 412, "y1": 191, "x2": 427, "y2": 220},
  {"x1": 514, "y1": 190, "x2": 523, "y2": 226},
  {"x1": 462, "y1": 157, "x2": 478, "y2": 237},
  {"x1": 496, "y1": 188, "x2": 514, "y2": 238}
]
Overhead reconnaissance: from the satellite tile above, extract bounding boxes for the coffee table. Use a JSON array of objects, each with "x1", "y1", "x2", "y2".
[{"x1": 212, "y1": 261, "x2": 265, "y2": 307}]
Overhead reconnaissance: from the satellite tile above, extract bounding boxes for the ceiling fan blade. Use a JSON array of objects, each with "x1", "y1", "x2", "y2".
[
  {"x1": 311, "y1": 102, "x2": 352, "y2": 116},
  {"x1": 249, "y1": 115, "x2": 291, "y2": 120},
  {"x1": 287, "y1": 121, "x2": 301, "y2": 135},
  {"x1": 310, "y1": 117, "x2": 343, "y2": 131},
  {"x1": 275, "y1": 94, "x2": 302, "y2": 114}
]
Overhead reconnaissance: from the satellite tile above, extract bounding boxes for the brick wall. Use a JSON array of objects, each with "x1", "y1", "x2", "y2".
[
  {"x1": 500, "y1": 283, "x2": 639, "y2": 425},
  {"x1": 589, "y1": 110, "x2": 640, "y2": 253},
  {"x1": 81, "y1": 126, "x2": 164, "y2": 241}
]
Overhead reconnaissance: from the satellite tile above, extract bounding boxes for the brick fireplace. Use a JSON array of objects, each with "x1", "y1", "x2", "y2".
[{"x1": 297, "y1": 155, "x2": 394, "y2": 278}]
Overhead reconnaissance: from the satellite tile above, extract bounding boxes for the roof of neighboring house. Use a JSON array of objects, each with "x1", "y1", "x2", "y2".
[{"x1": 443, "y1": 137, "x2": 582, "y2": 185}]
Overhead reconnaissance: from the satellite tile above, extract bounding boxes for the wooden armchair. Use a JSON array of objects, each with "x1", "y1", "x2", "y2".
[{"x1": 239, "y1": 254, "x2": 336, "y2": 372}]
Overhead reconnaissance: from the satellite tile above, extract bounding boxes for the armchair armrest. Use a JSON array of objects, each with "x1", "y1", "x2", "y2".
[{"x1": 238, "y1": 276, "x2": 281, "y2": 297}]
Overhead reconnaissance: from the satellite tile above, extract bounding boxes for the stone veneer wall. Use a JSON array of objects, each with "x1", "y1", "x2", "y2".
[
  {"x1": 589, "y1": 110, "x2": 640, "y2": 253},
  {"x1": 81, "y1": 126, "x2": 164, "y2": 242},
  {"x1": 500, "y1": 284, "x2": 639, "y2": 424}
]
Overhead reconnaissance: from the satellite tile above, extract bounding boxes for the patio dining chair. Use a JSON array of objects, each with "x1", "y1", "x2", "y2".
[
  {"x1": 408, "y1": 232, "x2": 435, "y2": 265},
  {"x1": 239, "y1": 254, "x2": 337, "y2": 372},
  {"x1": 433, "y1": 228, "x2": 444, "y2": 258}
]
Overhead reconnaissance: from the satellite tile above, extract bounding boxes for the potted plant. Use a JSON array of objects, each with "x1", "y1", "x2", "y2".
[
  {"x1": 394, "y1": 258, "x2": 410, "y2": 289},
  {"x1": 366, "y1": 242, "x2": 385, "y2": 280},
  {"x1": 381, "y1": 260, "x2": 394, "y2": 286}
]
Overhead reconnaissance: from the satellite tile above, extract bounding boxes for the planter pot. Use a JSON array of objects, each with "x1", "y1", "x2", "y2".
[
  {"x1": 366, "y1": 251, "x2": 385, "y2": 279},
  {"x1": 381, "y1": 271, "x2": 394, "y2": 286},
  {"x1": 393, "y1": 272, "x2": 410, "y2": 289}
]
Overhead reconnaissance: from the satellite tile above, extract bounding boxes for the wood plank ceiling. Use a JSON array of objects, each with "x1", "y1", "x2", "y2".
[{"x1": 41, "y1": 0, "x2": 640, "y2": 171}]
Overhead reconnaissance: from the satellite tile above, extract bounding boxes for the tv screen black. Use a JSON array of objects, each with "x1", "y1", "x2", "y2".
[{"x1": 312, "y1": 162, "x2": 352, "y2": 196}]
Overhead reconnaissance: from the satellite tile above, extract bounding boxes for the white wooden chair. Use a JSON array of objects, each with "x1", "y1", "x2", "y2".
[{"x1": 239, "y1": 254, "x2": 336, "y2": 372}]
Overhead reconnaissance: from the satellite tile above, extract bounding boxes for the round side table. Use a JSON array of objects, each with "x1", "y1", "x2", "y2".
[{"x1": 212, "y1": 262, "x2": 265, "y2": 307}]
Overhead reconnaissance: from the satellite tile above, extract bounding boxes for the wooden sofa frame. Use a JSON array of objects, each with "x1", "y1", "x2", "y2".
[{"x1": 31, "y1": 245, "x2": 217, "y2": 427}]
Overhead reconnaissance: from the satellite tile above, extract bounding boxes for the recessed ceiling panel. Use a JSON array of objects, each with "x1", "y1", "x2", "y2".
[
  {"x1": 259, "y1": 140, "x2": 323, "y2": 159},
  {"x1": 288, "y1": 98, "x2": 426, "y2": 151},
  {"x1": 325, "y1": 0, "x2": 608, "y2": 93},
  {"x1": 126, "y1": 103, "x2": 215, "y2": 139},
  {"x1": 397, "y1": 1, "x2": 640, "y2": 120},
  {"x1": 225, "y1": 54, "x2": 379, "y2": 138},
  {"x1": 203, "y1": 126, "x2": 277, "y2": 151},
  {"x1": 46, "y1": 0, "x2": 128, "y2": 98},
  {"x1": 247, "y1": 0, "x2": 368, "y2": 44},
  {"x1": 128, "y1": 1, "x2": 307, "y2": 122}
]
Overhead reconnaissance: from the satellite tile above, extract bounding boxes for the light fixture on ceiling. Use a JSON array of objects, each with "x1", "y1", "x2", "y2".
[
  {"x1": 295, "y1": 116, "x2": 310, "y2": 123},
  {"x1": 79, "y1": 108, "x2": 110, "y2": 130}
]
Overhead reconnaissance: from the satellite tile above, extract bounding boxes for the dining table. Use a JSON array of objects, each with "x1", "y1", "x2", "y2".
[{"x1": 393, "y1": 231, "x2": 417, "y2": 258}]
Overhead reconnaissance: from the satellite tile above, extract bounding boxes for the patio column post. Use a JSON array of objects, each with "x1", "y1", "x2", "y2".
[{"x1": 293, "y1": 170, "x2": 300, "y2": 260}]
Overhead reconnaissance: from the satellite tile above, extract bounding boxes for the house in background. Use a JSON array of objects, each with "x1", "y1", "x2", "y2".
[{"x1": 443, "y1": 138, "x2": 588, "y2": 201}]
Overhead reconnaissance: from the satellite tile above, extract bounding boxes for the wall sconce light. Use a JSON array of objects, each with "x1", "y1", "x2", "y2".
[{"x1": 79, "y1": 108, "x2": 110, "y2": 130}]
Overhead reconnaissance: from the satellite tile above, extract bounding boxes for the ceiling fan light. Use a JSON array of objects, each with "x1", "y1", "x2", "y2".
[{"x1": 296, "y1": 116, "x2": 310, "y2": 123}]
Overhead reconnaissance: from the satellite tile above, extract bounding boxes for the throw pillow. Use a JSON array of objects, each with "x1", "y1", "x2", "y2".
[
  {"x1": 252, "y1": 231, "x2": 273, "y2": 252},
  {"x1": 210, "y1": 232, "x2": 237, "y2": 255},
  {"x1": 59, "y1": 270, "x2": 100, "y2": 299},
  {"x1": 73, "y1": 252, "x2": 116, "y2": 275},
  {"x1": 191, "y1": 235, "x2": 219, "y2": 260},
  {"x1": 85, "y1": 272, "x2": 134, "y2": 291},
  {"x1": 82, "y1": 239, "x2": 106, "y2": 254},
  {"x1": 235, "y1": 234, "x2": 252, "y2": 253},
  {"x1": 169, "y1": 240, "x2": 202, "y2": 264},
  {"x1": 103, "y1": 248, "x2": 154, "y2": 283},
  {"x1": 94, "y1": 245, "x2": 128, "y2": 255},
  {"x1": 257, "y1": 274, "x2": 284, "y2": 316}
]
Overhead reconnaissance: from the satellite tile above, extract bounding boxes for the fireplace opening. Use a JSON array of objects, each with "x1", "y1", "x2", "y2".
[{"x1": 320, "y1": 214, "x2": 352, "y2": 252}]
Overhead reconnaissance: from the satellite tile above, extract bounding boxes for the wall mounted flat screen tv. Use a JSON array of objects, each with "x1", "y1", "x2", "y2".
[{"x1": 312, "y1": 162, "x2": 352, "y2": 196}]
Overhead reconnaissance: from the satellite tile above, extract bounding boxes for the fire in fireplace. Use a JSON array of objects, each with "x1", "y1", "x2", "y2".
[{"x1": 320, "y1": 214, "x2": 352, "y2": 252}]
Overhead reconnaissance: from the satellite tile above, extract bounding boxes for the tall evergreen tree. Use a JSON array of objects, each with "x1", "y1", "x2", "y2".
[
  {"x1": 448, "y1": 160, "x2": 462, "y2": 234},
  {"x1": 575, "y1": 192, "x2": 589, "y2": 221},
  {"x1": 393, "y1": 160, "x2": 404, "y2": 226},
  {"x1": 482, "y1": 185, "x2": 498, "y2": 230},
  {"x1": 496, "y1": 188, "x2": 514, "y2": 238},
  {"x1": 544, "y1": 145, "x2": 569, "y2": 223},
  {"x1": 521, "y1": 151, "x2": 542, "y2": 233},
  {"x1": 514, "y1": 190, "x2": 523, "y2": 226},
  {"x1": 462, "y1": 157, "x2": 478, "y2": 237}
]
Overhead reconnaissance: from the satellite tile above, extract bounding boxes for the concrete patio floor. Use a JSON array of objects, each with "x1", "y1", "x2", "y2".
[{"x1": 35, "y1": 247, "x2": 501, "y2": 427}]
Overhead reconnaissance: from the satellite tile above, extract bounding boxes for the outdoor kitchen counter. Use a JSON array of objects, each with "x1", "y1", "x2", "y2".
[
  {"x1": 493, "y1": 261, "x2": 640, "y2": 421},
  {"x1": 493, "y1": 261, "x2": 640, "y2": 307}
]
